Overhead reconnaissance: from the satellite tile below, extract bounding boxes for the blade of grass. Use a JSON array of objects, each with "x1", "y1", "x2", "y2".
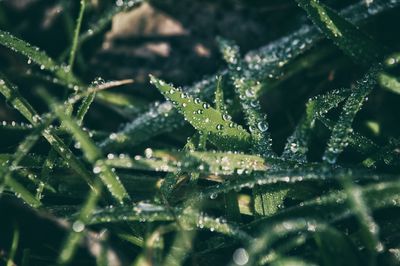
[
  {"x1": 219, "y1": 38, "x2": 274, "y2": 157},
  {"x1": 150, "y1": 75, "x2": 251, "y2": 150},
  {"x1": 0, "y1": 74, "x2": 99, "y2": 193},
  {"x1": 6, "y1": 224, "x2": 19, "y2": 266},
  {"x1": 58, "y1": 180, "x2": 103, "y2": 265},
  {"x1": 0, "y1": 30, "x2": 79, "y2": 84},
  {"x1": 38, "y1": 89, "x2": 130, "y2": 204},
  {"x1": 323, "y1": 67, "x2": 379, "y2": 164},
  {"x1": 68, "y1": 0, "x2": 86, "y2": 71},
  {"x1": 295, "y1": 0, "x2": 384, "y2": 65}
]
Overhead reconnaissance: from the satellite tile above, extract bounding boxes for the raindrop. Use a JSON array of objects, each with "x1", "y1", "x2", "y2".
[
  {"x1": 72, "y1": 220, "x2": 85, "y2": 232},
  {"x1": 93, "y1": 166, "x2": 101, "y2": 174},
  {"x1": 145, "y1": 148, "x2": 153, "y2": 159},
  {"x1": 257, "y1": 121, "x2": 268, "y2": 132},
  {"x1": 232, "y1": 248, "x2": 249, "y2": 265},
  {"x1": 210, "y1": 193, "x2": 218, "y2": 199}
]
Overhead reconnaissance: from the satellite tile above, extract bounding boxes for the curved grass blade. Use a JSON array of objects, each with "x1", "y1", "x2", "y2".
[
  {"x1": 246, "y1": 180, "x2": 400, "y2": 232},
  {"x1": 6, "y1": 224, "x2": 19, "y2": 266},
  {"x1": 186, "y1": 167, "x2": 394, "y2": 206},
  {"x1": 88, "y1": 205, "x2": 251, "y2": 241},
  {"x1": 0, "y1": 115, "x2": 55, "y2": 207},
  {"x1": 0, "y1": 30, "x2": 78, "y2": 84},
  {"x1": 295, "y1": 0, "x2": 384, "y2": 65},
  {"x1": 318, "y1": 115, "x2": 379, "y2": 156},
  {"x1": 38, "y1": 78, "x2": 133, "y2": 199},
  {"x1": 282, "y1": 88, "x2": 351, "y2": 162},
  {"x1": 105, "y1": 150, "x2": 272, "y2": 176},
  {"x1": 340, "y1": 175, "x2": 383, "y2": 265},
  {"x1": 0, "y1": 75, "x2": 99, "y2": 193},
  {"x1": 38, "y1": 89, "x2": 130, "y2": 204},
  {"x1": 244, "y1": 178, "x2": 400, "y2": 266},
  {"x1": 58, "y1": 180, "x2": 102, "y2": 265},
  {"x1": 68, "y1": 0, "x2": 86, "y2": 71},
  {"x1": 219, "y1": 38, "x2": 274, "y2": 157},
  {"x1": 323, "y1": 67, "x2": 379, "y2": 164},
  {"x1": 150, "y1": 75, "x2": 251, "y2": 150},
  {"x1": 243, "y1": 218, "x2": 331, "y2": 265}
]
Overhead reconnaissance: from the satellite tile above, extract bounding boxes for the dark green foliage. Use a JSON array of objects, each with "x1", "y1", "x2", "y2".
[{"x1": 0, "y1": 1, "x2": 400, "y2": 265}]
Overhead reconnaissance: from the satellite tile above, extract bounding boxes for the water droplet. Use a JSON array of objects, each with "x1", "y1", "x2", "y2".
[
  {"x1": 257, "y1": 121, "x2": 268, "y2": 132},
  {"x1": 109, "y1": 133, "x2": 118, "y2": 140},
  {"x1": 93, "y1": 166, "x2": 101, "y2": 174},
  {"x1": 72, "y1": 220, "x2": 85, "y2": 232},
  {"x1": 233, "y1": 248, "x2": 249, "y2": 265},
  {"x1": 145, "y1": 148, "x2": 153, "y2": 159},
  {"x1": 222, "y1": 114, "x2": 231, "y2": 121}
]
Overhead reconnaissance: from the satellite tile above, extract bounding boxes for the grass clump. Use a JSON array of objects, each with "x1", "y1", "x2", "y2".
[{"x1": 0, "y1": 0, "x2": 400, "y2": 265}]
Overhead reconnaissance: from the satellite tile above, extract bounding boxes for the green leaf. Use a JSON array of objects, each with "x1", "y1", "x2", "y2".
[
  {"x1": 150, "y1": 75, "x2": 251, "y2": 150},
  {"x1": 296, "y1": 0, "x2": 384, "y2": 65},
  {"x1": 340, "y1": 174, "x2": 382, "y2": 263},
  {"x1": 68, "y1": 0, "x2": 86, "y2": 70}
]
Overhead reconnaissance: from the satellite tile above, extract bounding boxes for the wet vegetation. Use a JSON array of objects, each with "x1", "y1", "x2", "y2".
[{"x1": 1, "y1": 0, "x2": 400, "y2": 265}]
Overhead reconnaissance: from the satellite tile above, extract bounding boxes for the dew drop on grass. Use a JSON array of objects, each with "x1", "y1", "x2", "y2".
[
  {"x1": 145, "y1": 148, "x2": 153, "y2": 159},
  {"x1": 290, "y1": 143, "x2": 298, "y2": 153},
  {"x1": 222, "y1": 114, "x2": 231, "y2": 121},
  {"x1": 232, "y1": 248, "x2": 249, "y2": 265},
  {"x1": 257, "y1": 121, "x2": 268, "y2": 132},
  {"x1": 93, "y1": 166, "x2": 101, "y2": 174},
  {"x1": 72, "y1": 220, "x2": 85, "y2": 232}
]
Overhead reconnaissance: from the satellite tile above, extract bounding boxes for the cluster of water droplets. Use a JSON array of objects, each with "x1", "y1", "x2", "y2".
[
  {"x1": 323, "y1": 68, "x2": 377, "y2": 164},
  {"x1": 115, "y1": 0, "x2": 141, "y2": 8},
  {"x1": 219, "y1": 38, "x2": 274, "y2": 157}
]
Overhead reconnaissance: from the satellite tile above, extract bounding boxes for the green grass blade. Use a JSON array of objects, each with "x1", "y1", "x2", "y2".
[
  {"x1": 6, "y1": 224, "x2": 19, "y2": 266},
  {"x1": 295, "y1": 0, "x2": 384, "y2": 65},
  {"x1": 340, "y1": 175, "x2": 383, "y2": 265},
  {"x1": 68, "y1": 0, "x2": 86, "y2": 70},
  {"x1": 150, "y1": 75, "x2": 251, "y2": 150},
  {"x1": 105, "y1": 150, "x2": 270, "y2": 175},
  {"x1": 282, "y1": 88, "x2": 351, "y2": 161},
  {"x1": 58, "y1": 181, "x2": 103, "y2": 264},
  {"x1": 38, "y1": 89, "x2": 130, "y2": 204},
  {"x1": 219, "y1": 38, "x2": 274, "y2": 157},
  {"x1": 0, "y1": 30, "x2": 78, "y2": 84},
  {"x1": 0, "y1": 75, "x2": 99, "y2": 192},
  {"x1": 323, "y1": 67, "x2": 379, "y2": 164}
]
